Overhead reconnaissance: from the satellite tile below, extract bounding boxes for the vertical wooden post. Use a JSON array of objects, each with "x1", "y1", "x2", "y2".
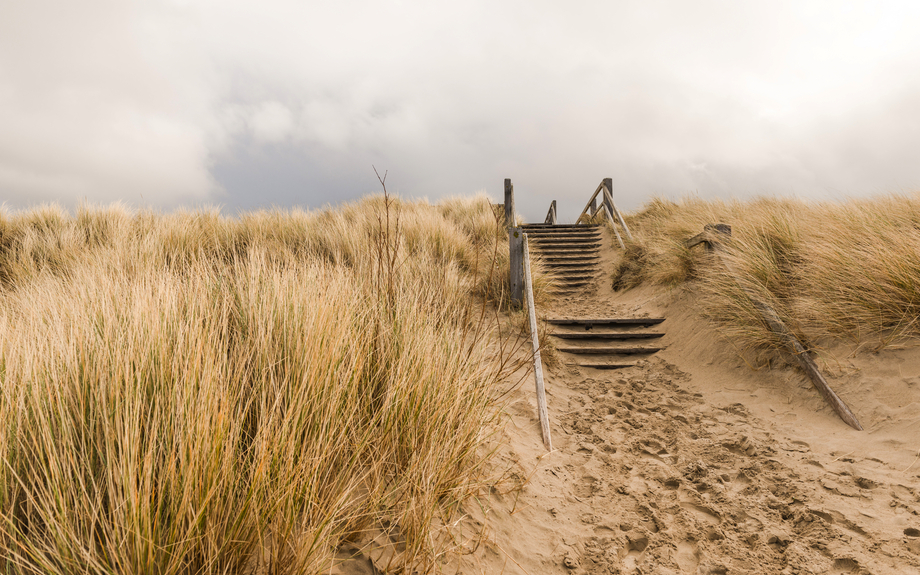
[
  {"x1": 604, "y1": 177, "x2": 633, "y2": 241},
  {"x1": 509, "y1": 227, "x2": 524, "y2": 308},
  {"x1": 523, "y1": 233, "x2": 553, "y2": 451},
  {"x1": 602, "y1": 178, "x2": 613, "y2": 214},
  {"x1": 590, "y1": 197, "x2": 597, "y2": 217},
  {"x1": 504, "y1": 178, "x2": 515, "y2": 227}
]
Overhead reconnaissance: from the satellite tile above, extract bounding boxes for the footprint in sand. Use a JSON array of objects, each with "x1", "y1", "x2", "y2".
[{"x1": 674, "y1": 539, "x2": 699, "y2": 573}]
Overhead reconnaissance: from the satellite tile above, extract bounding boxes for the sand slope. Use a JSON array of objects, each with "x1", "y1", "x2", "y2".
[{"x1": 452, "y1": 233, "x2": 920, "y2": 574}]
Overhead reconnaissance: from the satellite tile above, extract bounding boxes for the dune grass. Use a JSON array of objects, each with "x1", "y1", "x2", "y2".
[
  {"x1": 0, "y1": 193, "x2": 528, "y2": 574},
  {"x1": 611, "y1": 193, "x2": 920, "y2": 358}
]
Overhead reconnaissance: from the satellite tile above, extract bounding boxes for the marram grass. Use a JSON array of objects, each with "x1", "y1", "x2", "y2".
[
  {"x1": 611, "y1": 193, "x2": 920, "y2": 358},
  {"x1": 0, "y1": 194, "x2": 525, "y2": 574}
]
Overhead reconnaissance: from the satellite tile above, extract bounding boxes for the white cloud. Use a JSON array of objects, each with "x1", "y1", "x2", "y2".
[
  {"x1": 249, "y1": 101, "x2": 294, "y2": 144},
  {"x1": 2, "y1": 0, "x2": 920, "y2": 215}
]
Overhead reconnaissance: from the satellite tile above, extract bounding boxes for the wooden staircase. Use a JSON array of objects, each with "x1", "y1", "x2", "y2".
[
  {"x1": 520, "y1": 224, "x2": 602, "y2": 294},
  {"x1": 521, "y1": 222, "x2": 664, "y2": 370},
  {"x1": 546, "y1": 317, "x2": 665, "y2": 370}
]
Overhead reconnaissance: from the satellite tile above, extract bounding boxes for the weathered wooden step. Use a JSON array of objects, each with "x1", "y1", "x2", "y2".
[
  {"x1": 532, "y1": 244, "x2": 602, "y2": 252},
  {"x1": 546, "y1": 318, "x2": 665, "y2": 327},
  {"x1": 522, "y1": 224, "x2": 600, "y2": 230},
  {"x1": 556, "y1": 347, "x2": 662, "y2": 355},
  {"x1": 545, "y1": 260, "x2": 601, "y2": 268},
  {"x1": 524, "y1": 231, "x2": 601, "y2": 238},
  {"x1": 529, "y1": 237, "x2": 602, "y2": 244},
  {"x1": 542, "y1": 255, "x2": 600, "y2": 262},
  {"x1": 578, "y1": 363, "x2": 635, "y2": 370},
  {"x1": 534, "y1": 245, "x2": 601, "y2": 254},
  {"x1": 550, "y1": 332, "x2": 665, "y2": 340}
]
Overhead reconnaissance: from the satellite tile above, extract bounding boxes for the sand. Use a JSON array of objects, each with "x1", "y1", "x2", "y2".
[
  {"x1": 446, "y1": 232, "x2": 920, "y2": 575},
  {"x1": 338, "y1": 228, "x2": 920, "y2": 574}
]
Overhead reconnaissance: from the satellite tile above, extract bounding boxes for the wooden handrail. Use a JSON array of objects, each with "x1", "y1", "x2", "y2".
[
  {"x1": 603, "y1": 203, "x2": 625, "y2": 249},
  {"x1": 523, "y1": 233, "x2": 553, "y2": 451},
  {"x1": 544, "y1": 200, "x2": 557, "y2": 224},
  {"x1": 577, "y1": 181, "x2": 606, "y2": 223}
]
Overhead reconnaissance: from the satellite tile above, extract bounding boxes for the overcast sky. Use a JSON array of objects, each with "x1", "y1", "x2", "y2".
[{"x1": 2, "y1": 1, "x2": 920, "y2": 222}]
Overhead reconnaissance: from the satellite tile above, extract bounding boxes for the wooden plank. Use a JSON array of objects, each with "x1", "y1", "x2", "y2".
[
  {"x1": 544, "y1": 200, "x2": 557, "y2": 224},
  {"x1": 603, "y1": 203, "x2": 626, "y2": 249},
  {"x1": 603, "y1": 182, "x2": 634, "y2": 242},
  {"x1": 523, "y1": 233, "x2": 553, "y2": 451},
  {"x1": 504, "y1": 178, "x2": 514, "y2": 227},
  {"x1": 509, "y1": 227, "x2": 523, "y2": 308},
  {"x1": 578, "y1": 363, "x2": 635, "y2": 370},
  {"x1": 692, "y1": 226, "x2": 863, "y2": 431},
  {"x1": 546, "y1": 318, "x2": 665, "y2": 326},
  {"x1": 550, "y1": 332, "x2": 665, "y2": 340},
  {"x1": 577, "y1": 181, "x2": 606, "y2": 223},
  {"x1": 522, "y1": 224, "x2": 599, "y2": 229},
  {"x1": 557, "y1": 346, "x2": 662, "y2": 355}
]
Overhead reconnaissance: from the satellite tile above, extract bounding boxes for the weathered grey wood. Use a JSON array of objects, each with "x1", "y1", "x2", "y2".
[
  {"x1": 603, "y1": 182, "x2": 634, "y2": 241},
  {"x1": 577, "y1": 182, "x2": 606, "y2": 223},
  {"x1": 504, "y1": 178, "x2": 515, "y2": 227},
  {"x1": 509, "y1": 227, "x2": 524, "y2": 308},
  {"x1": 557, "y1": 346, "x2": 662, "y2": 355},
  {"x1": 547, "y1": 318, "x2": 665, "y2": 326},
  {"x1": 523, "y1": 233, "x2": 553, "y2": 451},
  {"x1": 691, "y1": 225, "x2": 863, "y2": 431},
  {"x1": 550, "y1": 332, "x2": 665, "y2": 340},
  {"x1": 603, "y1": 203, "x2": 626, "y2": 249},
  {"x1": 578, "y1": 363, "x2": 635, "y2": 370},
  {"x1": 544, "y1": 200, "x2": 557, "y2": 224}
]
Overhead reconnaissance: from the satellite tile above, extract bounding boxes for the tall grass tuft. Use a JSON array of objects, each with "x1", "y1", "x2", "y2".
[
  {"x1": 611, "y1": 193, "x2": 920, "y2": 357},
  {"x1": 0, "y1": 193, "x2": 517, "y2": 573}
]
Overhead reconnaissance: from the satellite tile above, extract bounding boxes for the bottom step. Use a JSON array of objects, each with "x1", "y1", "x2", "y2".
[
  {"x1": 578, "y1": 363, "x2": 635, "y2": 370},
  {"x1": 557, "y1": 347, "x2": 662, "y2": 355}
]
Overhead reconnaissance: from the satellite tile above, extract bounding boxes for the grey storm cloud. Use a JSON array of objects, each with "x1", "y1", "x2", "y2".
[{"x1": 2, "y1": 0, "x2": 920, "y2": 221}]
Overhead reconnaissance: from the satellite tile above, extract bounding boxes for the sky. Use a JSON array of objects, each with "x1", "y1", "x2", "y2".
[{"x1": 2, "y1": 0, "x2": 920, "y2": 222}]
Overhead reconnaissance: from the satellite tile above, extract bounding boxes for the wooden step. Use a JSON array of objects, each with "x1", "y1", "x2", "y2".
[
  {"x1": 542, "y1": 255, "x2": 600, "y2": 262},
  {"x1": 529, "y1": 236, "x2": 602, "y2": 244},
  {"x1": 532, "y1": 243, "x2": 602, "y2": 250},
  {"x1": 522, "y1": 224, "x2": 600, "y2": 230},
  {"x1": 524, "y1": 231, "x2": 601, "y2": 238},
  {"x1": 534, "y1": 246, "x2": 601, "y2": 254},
  {"x1": 546, "y1": 318, "x2": 665, "y2": 327},
  {"x1": 550, "y1": 332, "x2": 665, "y2": 340},
  {"x1": 578, "y1": 363, "x2": 635, "y2": 370},
  {"x1": 545, "y1": 260, "x2": 601, "y2": 268},
  {"x1": 556, "y1": 347, "x2": 662, "y2": 355}
]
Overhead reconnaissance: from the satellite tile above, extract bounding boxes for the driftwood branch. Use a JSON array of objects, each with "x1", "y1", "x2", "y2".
[{"x1": 688, "y1": 224, "x2": 863, "y2": 430}]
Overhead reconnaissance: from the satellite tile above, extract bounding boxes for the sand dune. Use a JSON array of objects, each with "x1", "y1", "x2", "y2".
[{"x1": 451, "y1": 231, "x2": 920, "y2": 575}]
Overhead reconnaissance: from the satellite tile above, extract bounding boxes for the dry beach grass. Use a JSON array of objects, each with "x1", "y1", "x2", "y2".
[
  {"x1": 0, "y1": 194, "x2": 544, "y2": 574},
  {"x1": 611, "y1": 193, "x2": 920, "y2": 359}
]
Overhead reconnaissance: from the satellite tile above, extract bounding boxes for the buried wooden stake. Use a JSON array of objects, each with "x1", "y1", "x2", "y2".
[
  {"x1": 522, "y1": 233, "x2": 553, "y2": 451},
  {"x1": 688, "y1": 224, "x2": 863, "y2": 431}
]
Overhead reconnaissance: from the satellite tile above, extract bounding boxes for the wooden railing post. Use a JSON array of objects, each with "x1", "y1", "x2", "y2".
[
  {"x1": 504, "y1": 178, "x2": 515, "y2": 227},
  {"x1": 544, "y1": 200, "x2": 557, "y2": 224},
  {"x1": 602, "y1": 177, "x2": 613, "y2": 214},
  {"x1": 509, "y1": 226, "x2": 524, "y2": 308},
  {"x1": 603, "y1": 177, "x2": 633, "y2": 241},
  {"x1": 523, "y1": 233, "x2": 553, "y2": 451}
]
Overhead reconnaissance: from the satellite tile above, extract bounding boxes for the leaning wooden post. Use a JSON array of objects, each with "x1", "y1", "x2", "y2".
[
  {"x1": 504, "y1": 178, "x2": 515, "y2": 227},
  {"x1": 544, "y1": 200, "x2": 557, "y2": 224},
  {"x1": 690, "y1": 224, "x2": 863, "y2": 431},
  {"x1": 523, "y1": 233, "x2": 553, "y2": 451},
  {"x1": 509, "y1": 227, "x2": 524, "y2": 308},
  {"x1": 604, "y1": 177, "x2": 633, "y2": 241}
]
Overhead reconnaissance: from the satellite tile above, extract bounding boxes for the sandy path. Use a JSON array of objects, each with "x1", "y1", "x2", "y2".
[{"x1": 453, "y1": 228, "x2": 920, "y2": 575}]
